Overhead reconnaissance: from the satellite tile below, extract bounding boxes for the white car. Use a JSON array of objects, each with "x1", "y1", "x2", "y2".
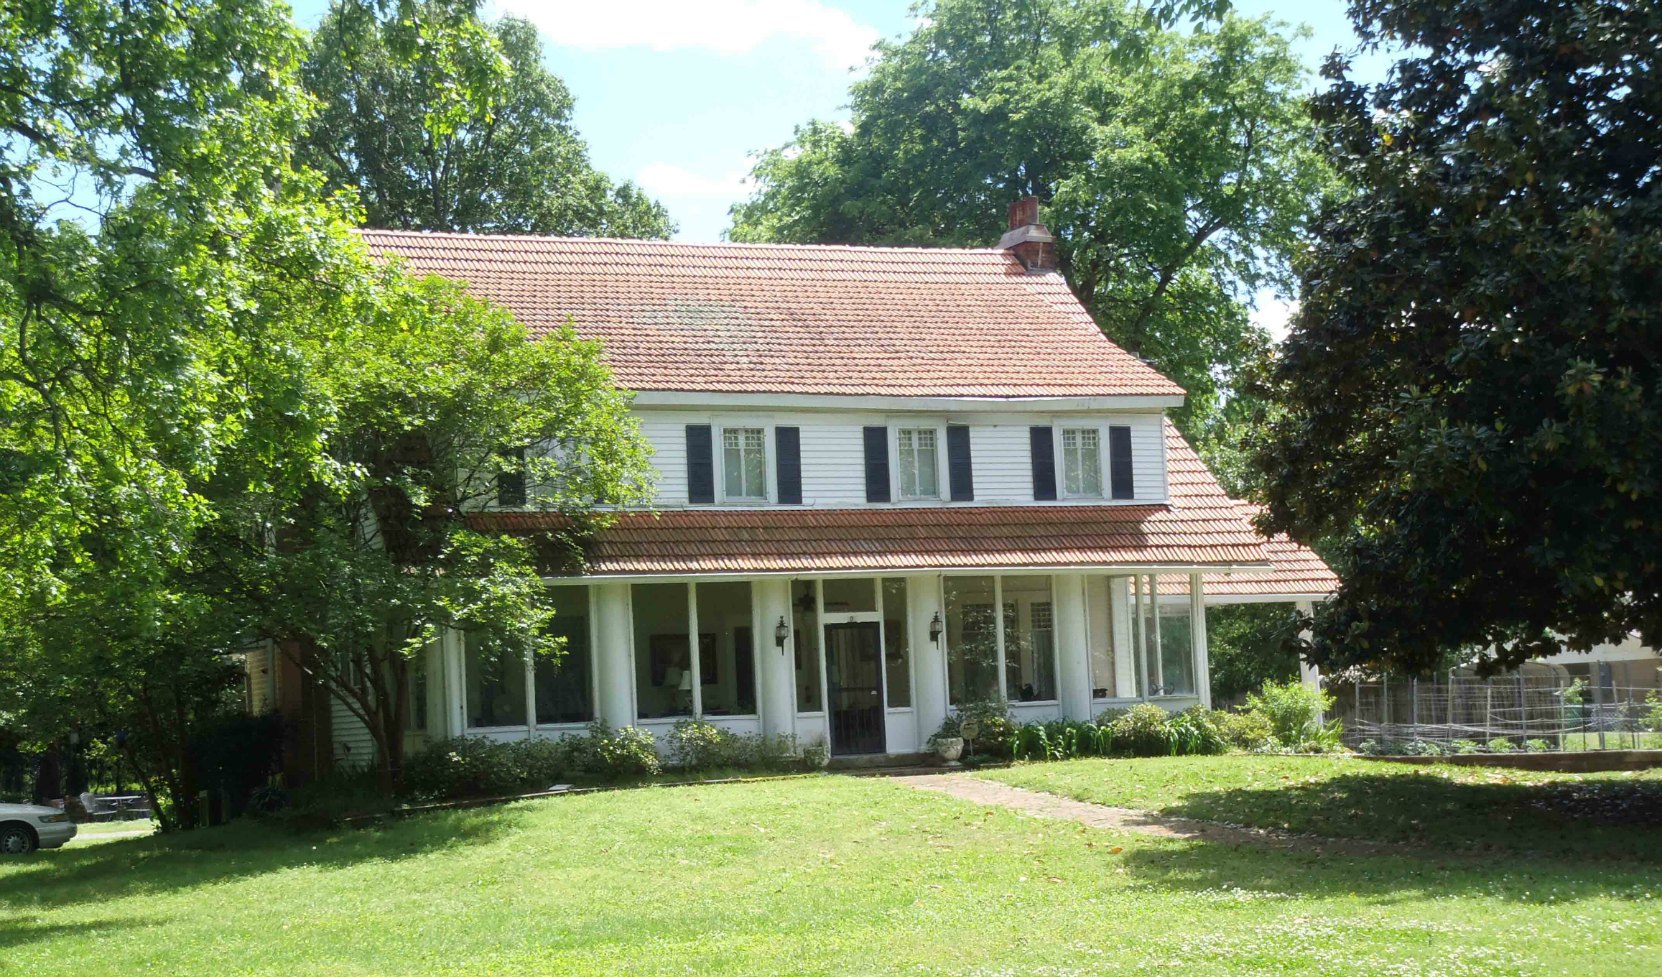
[{"x1": 0, "y1": 803, "x2": 78, "y2": 854}]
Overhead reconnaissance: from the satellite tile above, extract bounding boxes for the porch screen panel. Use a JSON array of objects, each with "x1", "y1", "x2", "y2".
[
  {"x1": 633, "y1": 583, "x2": 693, "y2": 719},
  {"x1": 944, "y1": 576, "x2": 999, "y2": 705},
  {"x1": 822, "y1": 577, "x2": 877, "y2": 614},
  {"x1": 1158, "y1": 603, "x2": 1197, "y2": 696},
  {"x1": 1002, "y1": 575, "x2": 1057, "y2": 701},
  {"x1": 792, "y1": 580, "x2": 823, "y2": 712},
  {"x1": 1086, "y1": 575, "x2": 1115, "y2": 700},
  {"x1": 536, "y1": 586, "x2": 593, "y2": 725},
  {"x1": 465, "y1": 630, "x2": 527, "y2": 728},
  {"x1": 881, "y1": 578, "x2": 911, "y2": 708},
  {"x1": 696, "y1": 581, "x2": 758, "y2": 716}
]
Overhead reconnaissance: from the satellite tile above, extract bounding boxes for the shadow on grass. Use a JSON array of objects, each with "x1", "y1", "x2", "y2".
[
  {"x1": 1150, "y1": 772, "x2": 1662, "y2": 864},
  {"x1": 0, "y1": 915, "x2": 166, "y2": 952},
  {"x1": 0, "y1": 804, "x2": 529, "y2": 920}
]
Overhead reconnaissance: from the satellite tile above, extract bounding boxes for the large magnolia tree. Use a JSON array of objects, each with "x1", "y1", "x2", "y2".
[
  {"x1": 1252, "y1": 0, "x2": 1662, "y2": 675},
  {"x1": 729, "y1": 0, "x2": 1329, "y2": 463}
]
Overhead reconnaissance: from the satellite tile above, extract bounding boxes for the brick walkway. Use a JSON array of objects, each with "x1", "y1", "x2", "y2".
[{"x1": 891, "y1": 773, "x2": 1403, "y2": 856}]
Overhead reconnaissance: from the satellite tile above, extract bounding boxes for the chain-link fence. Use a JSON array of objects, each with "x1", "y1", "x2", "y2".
[{"x1": 1331, "y1": 674, "x2": 1662, "y2": 752}]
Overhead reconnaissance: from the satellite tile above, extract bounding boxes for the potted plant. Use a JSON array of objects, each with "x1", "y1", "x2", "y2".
[{"x1": 927, "y1": 716, "x2": 965, "y2": 763}]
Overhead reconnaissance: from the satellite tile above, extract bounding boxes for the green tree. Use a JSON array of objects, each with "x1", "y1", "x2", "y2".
[
  {"x1": 300, "y1": 1, "x2": 673, "y2": 237},
  {"x1": 249, "y1": 273, "x2": 652, "y2": 790},
  {"x1": 1205, "y1": 604, "x2": 1303, "y2": 703},
  {"x1": 1252, "y1": 0, "x2": 1662, "y2": 675},
  {"x1": 729, "y1": 0, "x2": 1327, "y2": 452}
]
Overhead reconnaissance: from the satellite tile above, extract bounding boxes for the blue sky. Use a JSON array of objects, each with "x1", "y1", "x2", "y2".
[{"x1": 284, "y1": 1, "x2": 1391, "y2": 335}]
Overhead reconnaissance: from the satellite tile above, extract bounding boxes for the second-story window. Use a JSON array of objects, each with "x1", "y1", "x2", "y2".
[
  {"x1": 723, "y1": 427, "x2": 767, "y2": 501},
  {"x1": 897, "y1": 427, "x2": 939, "y2": 499},
  {"x1": 1061, "y1": 428, "x2": 1103, "y2": 498}
]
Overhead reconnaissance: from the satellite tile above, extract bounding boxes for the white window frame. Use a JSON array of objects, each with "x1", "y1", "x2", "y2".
[
  {"x1": 888, "y1": 421, "x2": 946, "y2": 503},
  {"x1": 894, "y1": 426, "x2": 943, "y2": 501},
  {"x1": 1059, "y1": 426, "x2": 1104, "y2": 499},
  {"x1": 717, "y1": 422, "x2": 772, "y2": 504}
]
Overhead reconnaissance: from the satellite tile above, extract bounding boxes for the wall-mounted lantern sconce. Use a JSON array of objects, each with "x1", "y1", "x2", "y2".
[
  {"x1": 929, "y1": 611, "x2": 944, "y2": 644},
  {"x1": 774, "y1": 616, "x2": 790, "y2": 652}
]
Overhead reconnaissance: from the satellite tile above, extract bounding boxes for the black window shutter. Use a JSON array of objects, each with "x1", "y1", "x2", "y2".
[
  {"x1": 775, "y1": 426, "x2": 802, "y2": 505},
  {"x1": 1030, "y1": 426, "x2": 1057, "y2": 501},
  {"x1": 1109, "y1": 425, "x2": 1134, "y2": 500},
  {"x1": 863, "y1": 426, "x2": 891, "y2": 503},
  {"x1": 496, "y1": 447, "x2": 527, "y2": 508},
  {"x1": 686, "y1": 425, "x2": 714, "y2": 504},
  {"x1": 946, "y1": 425, "x2": 974, "y2": 501}
]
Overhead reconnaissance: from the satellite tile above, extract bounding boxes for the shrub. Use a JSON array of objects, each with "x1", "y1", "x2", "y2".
[
  {"x1": 1106, "y1": 703, "x2": 1175, "y2": 757},
  {"x1": 403, "y1": 736, "x2": 529, "y2": 800},
  {"x1": 1451, "y1": 739, "x2": 1481, "y2": 755},
  {"x1": 1399, "y1": 738, "x2": 1444, "y2": 757},
  {"x1": 1008, "y1": 720, "x2": 1115, "y2": 761},
  {"x1": 583, "y1": 722, "x2": 662, "y2": 778},
  {"x1": 1215, "y1": 709, "x2": 1275, "y2": 751},
  {"x1": 1294, "y1": 721, "x2": 1347, "y2": 754},
  {"x1": 1644, "y1": 692, "x2": 1662, "y2": 733},
  {"x1": 666, "y1": 719, "x2": 740, "y2": 771},
  {"x1": 1167, "y1": 706, "x2": 1230, "y2": 756},
  {"x1": 1525, "y1": 738, "x2": 1553, "y2": 753},
  {"x1": 1356, "y1": 739, "x2": 1382, "y2": 755},
  {"x1": 1243, "y1": 678, "x2": 1334, "y2": 746},
  {"x1": 1487, "y1": 737, "x2": 1515, "y2": 753},
  {"x1": 508, "y1": 738, "x2": 570, "y2": 788}
]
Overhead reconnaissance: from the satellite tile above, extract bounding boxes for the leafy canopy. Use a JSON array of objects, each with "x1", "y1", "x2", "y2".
[
  {"x1": 1252, "y1": 0, "x2": 1662, "y2": 674},
  {"x1": 300, "y1": 0, "x2": 673, "y2": 237},
  {"x1": 729, "y1": 0, "x2": 1329, "y2": 452}
]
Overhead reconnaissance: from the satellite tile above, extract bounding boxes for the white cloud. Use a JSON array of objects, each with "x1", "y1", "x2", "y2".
[
  {"x1": 492, "y1": 0, "x2": 880, "y2": 70},
  {"x1": 1252, "y1": 295, "x2": 1299, "y2": 344},
  {"x1": 636, "y1": 161, "x2": 752, "y2": 197}
]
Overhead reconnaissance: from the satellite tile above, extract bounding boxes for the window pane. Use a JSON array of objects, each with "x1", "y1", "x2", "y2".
[
  {"x1": 723, "y1": 438, "x2": 744, "y2": 499},
  {"x1": 882, "y1": 578, "x2": 911, "y2": 708},
  {"x1": 465, "y1": 631, "x2": 527, "y2": 728},
  {"x1": 792, "y1": 580, "x2": 822, "y2": 712},
  {"x1": 821, "y1": 577, "x2": 877, "y2": 614},
  {"x1": 744, "y1": 429, "x2": 766, "y2": 497},
  {"x1": 1003, "y1": 575, "x2": 1057, "y2": 701},
  {"x1": 633, "y1": 583, "x2": 692, "y2": 719},
  {"x1": 1159, "y1": 604, "x2": 1196, "y2": 696},
  {"x1": 696, "y1": 581, "x2": 758, "y2": 716},
  {"x1": 945, "y1": 576, "x2": 999, "y2": 705},
  {"x1": 898, "y1": 432, "x2": 919, "y2": 497},
  {"x1": 915, "y1": 431, "x2": 938, "y2": 497},
  {"x1": 536, "y1": 586, "x2": 593, "y2": 725},
  {"x1": 1063, "y1": 429, "x2": 1101, "y2": 497}
]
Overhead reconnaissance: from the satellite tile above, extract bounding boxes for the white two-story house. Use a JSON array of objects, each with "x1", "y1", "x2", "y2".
[{"x1": 258, "y1": 200, "x2": 1333, "y2": 765}]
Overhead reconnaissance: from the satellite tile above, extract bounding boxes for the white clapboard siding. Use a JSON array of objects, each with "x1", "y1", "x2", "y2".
[
  {"x1": 630, "y1": 408, "x2": 1170, "y2": 509},
  {"x1": 330, "y1": 695, "x2": 377, "y2": 771}
]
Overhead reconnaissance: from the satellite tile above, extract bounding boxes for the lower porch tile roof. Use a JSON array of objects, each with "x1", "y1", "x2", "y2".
[{"x1": 472, "y1": 504, "x2": 1270, "y2": 576}]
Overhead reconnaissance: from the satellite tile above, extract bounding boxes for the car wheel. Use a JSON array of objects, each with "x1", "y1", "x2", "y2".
[{"x1": 0, "y1": 822, "x2": 38, "y2": 855}]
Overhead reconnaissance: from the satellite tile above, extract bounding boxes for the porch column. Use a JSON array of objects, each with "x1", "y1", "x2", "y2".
[
  {"x1": 909, "y1": 573, "x2": 947, "y2": 751},
  {"x1": 1190, "y1": 573, "x2": 1211, "y2": 708},
  {"x1": 592, "y1": 582, "x2": 636, "y2": 727},
  {"x1": 753, "y1": 577, "x2": 796, "y2": 741},
  {"x1": 1296, "y1": 599, "x2": 1320, "y2": 690},
  {"x1": 442, "y1": 627, "x2": 466, "y2": 737},
  {"x1": 1054, "y1": 572, "x2": 1093, "y2": 721}
]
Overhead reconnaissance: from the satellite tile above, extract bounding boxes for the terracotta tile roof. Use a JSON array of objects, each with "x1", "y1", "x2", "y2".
[
  {"x1": 1160, "y1": 503, "x2": 1339, "y2": 600},
  {"x1": 469, "y1": 420, "x2": 1268, "y2": 576},
  {"x1": 356, "y1": 230, "x2": 1183, "y2": 399}
]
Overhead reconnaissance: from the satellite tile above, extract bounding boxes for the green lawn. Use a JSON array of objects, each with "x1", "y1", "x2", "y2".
[
  {"x1": 980, "y1": 754, "x2": 1662, "y2": 861},
  {"x1": 3, "y1": 766, "x2": 1659, "y2": 976}
]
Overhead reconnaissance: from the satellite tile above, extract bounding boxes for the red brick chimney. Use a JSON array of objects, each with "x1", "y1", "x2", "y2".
[{"x1": 998, "y1": 195, "x2": 1055, "y2": 272}]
